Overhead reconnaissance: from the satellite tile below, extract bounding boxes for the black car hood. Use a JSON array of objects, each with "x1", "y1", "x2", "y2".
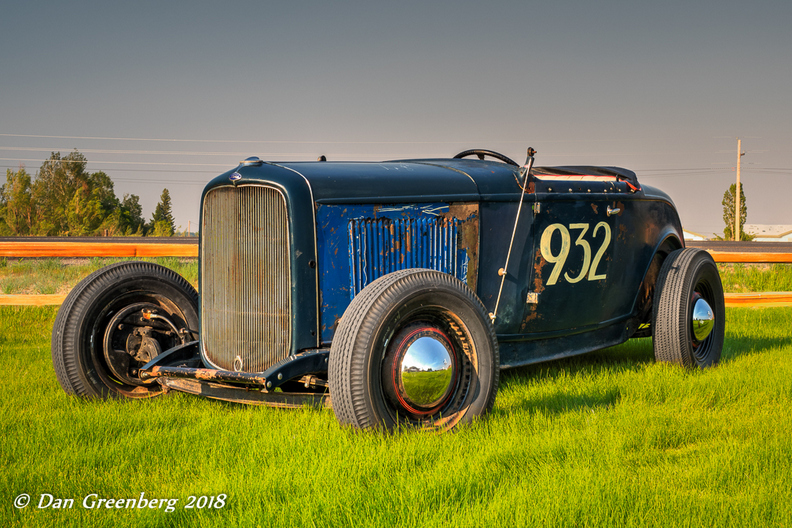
[{"x1": 225, "y1": 158, "x2": 642, "y2": 204}]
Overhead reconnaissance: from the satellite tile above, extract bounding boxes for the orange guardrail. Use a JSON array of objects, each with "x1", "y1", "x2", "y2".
[
  {"x1": 708, "y1": 251, "x2": 792, "y2": 264},
  {"x1": 3, "y1": 293, "x2": 790, "y2": 308},
  {"x1": 723, "y1": 292, "x2": 792, "y2": 308},
  {"x1": 0, "y1": 241, "x2": 198, "y2": 258}
]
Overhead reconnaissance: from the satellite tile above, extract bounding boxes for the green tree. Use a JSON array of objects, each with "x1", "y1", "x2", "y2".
[
  {"x1": 151, "y1": 188, "x2": 175, "y2": 237},
  {"x1": 30, "y1": 151, "x2": 137, "y2": 236},
  {"x1": 118, "y1": 194, "x2": 147, "y2": 235},
  {"x1": 0, "y1": 167, "x2": 34, "y2": 235},
  {"x1": 32, "y1": 151, "x2": 91, "y2": 235},
  {"x1": 66, "y1": 171, "x2": 120, "y2": 235},
  {"x1": 721, "y1": 183, "x2": 751, "y2": 241}
]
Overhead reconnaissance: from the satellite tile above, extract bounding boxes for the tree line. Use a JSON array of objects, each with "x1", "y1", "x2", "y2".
[{"x1": 0, "y1": 150, "x2": 177, "y2": 237}]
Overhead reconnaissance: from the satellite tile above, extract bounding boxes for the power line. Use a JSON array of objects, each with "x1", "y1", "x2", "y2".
[
  {"x1": 111, "y1": 178, "x2": 208, "y2": 185},
  {"x1": 0, "y1": 165, "x2": 218, "y2": 174},
  {"x1": 0, "y1": 157, "x2": 231, "y2": 167},
  {"x1": 0, "y1": 133, "x2": 528, "y2": 145},
  {"x1": 0, "y1": 154, "x2": 429, "y2": 165},
  {"x1": 1, "y1": 132, "x2": 647, "y2": 145},
  {"x1": 0, "y1": 140, "x2": 752, "y2": 165},
  {"x1": 0, "y1": 146, "x2": 327, "y2": 157}
]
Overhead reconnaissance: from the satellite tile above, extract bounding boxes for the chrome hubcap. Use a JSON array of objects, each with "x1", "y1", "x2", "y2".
[
  {"x1": 692, "y1": 296, "x2": 715, "y2": 342},
  {"x1": 391, "y1": 327, "x2": 456, "y2": 415}
]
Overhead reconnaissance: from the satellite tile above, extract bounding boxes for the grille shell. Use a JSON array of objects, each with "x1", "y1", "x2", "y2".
[{"x1": 200, "y1": 185, "x2": 291, "y2": 373}]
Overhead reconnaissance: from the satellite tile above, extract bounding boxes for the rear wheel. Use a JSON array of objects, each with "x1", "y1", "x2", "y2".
[
  {"x1": 329, "y1": 269, "x2": 499, "y2": 431},
  {"x1": 51, "y1": 262, "x2": 199, "y2": 399},
  {"x1": 652, "y1": 249, "x2": 724, "y2": 368}
]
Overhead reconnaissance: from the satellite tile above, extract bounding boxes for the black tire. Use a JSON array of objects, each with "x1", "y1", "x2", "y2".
[
  {"x1": 328, "y1": 269, "x2": 499, "y2": 431},
  {"x1": 652, "y1": 249, "x2": 725, "y2": 368},
  {"x1": 52, "y1": 262, "x2": 199, "y2": 399}
]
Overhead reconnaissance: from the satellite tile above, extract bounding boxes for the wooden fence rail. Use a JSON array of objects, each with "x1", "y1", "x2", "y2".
[
  {"x1": 0, "y1": 294, "x2": 67, "y2": 306},
  {"x1": 1, "y1": 242, "x2": 791, "y2": 307}
]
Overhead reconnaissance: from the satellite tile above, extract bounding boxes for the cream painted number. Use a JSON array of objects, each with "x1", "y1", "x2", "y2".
[{"x1": 539, "y1": 222, "x2": 611, "y2": 286}]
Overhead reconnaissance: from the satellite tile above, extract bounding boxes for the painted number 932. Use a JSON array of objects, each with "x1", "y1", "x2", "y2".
[{"x1": 540, "y1": 222, "x2": 611, "y2": 286}]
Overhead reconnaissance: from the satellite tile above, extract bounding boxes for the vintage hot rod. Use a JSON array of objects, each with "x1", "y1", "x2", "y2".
[{"x1": 51, "y1": 149, "x2": 724, "y2": 431}]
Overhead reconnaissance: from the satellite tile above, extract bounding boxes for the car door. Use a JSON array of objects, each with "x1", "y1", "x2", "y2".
[{"x1": 519, "y1": 180, "x2": 634, "y2": 336}]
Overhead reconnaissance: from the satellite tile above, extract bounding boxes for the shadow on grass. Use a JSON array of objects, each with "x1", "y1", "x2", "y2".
[
  {"x1": 492, "y1": 386, "x2": 623, "y2": 417},
  {"x1": 723, "y1": 335, "x2": 792, "y2": 361},
  {"x1": 500, "y1": 337, "x2": 654, "y2": 381},
  {"x1": 722, "y1": 334, "x2": 792, "y2": 363},
  {"x1": 490, "y1": 342, "x2": 651, "y2": 416}
]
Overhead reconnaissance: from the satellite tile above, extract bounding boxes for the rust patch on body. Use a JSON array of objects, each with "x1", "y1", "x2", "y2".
[
  {"x1": 391, "y1": 222, "x2": 402, "y2": 252},
  {"x1": 591, "y1": 203, "x2": 598, "y2": 214},
  {"x1": 441, "y1": 203, "x2": 480, "y2": 292},
  {"x1": 618, "y1": 223, "x2": 629, "y2": 243},
  {"x1": 518, "y1": 247, "x2": 546, "y2": 332},
  {"x1": 143, "y1": 366, "x2": 269, "y2": 386},
  {"x1": 533, "y1": 247, "x2": 546, "y2": 294},
  {"x1": 520, "y1": 308, "x2": 540, "y2": 332}
]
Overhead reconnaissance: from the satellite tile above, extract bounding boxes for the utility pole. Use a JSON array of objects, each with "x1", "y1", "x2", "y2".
[{"x1": 734, "y1": 138, "x2": 746, "y2": 241}]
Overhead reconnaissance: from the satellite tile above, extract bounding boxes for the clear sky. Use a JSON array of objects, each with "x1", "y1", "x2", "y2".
[{"x1": 2, "y1": 0, "x2": 790, "y2": 236}]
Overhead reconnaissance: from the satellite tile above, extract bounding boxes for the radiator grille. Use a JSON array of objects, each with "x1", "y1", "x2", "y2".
[{"x1": 201, "y1": 185, "x2": 291, "y2": 373}]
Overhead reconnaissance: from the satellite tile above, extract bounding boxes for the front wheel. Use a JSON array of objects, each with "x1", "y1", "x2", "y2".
[
  {"x1": 51, "y1": 261, "x2": 199, "y2": 399},
  {"x1": 328, "y1": 269, "x2": 499, "y2": 431},
  {"x1": 652, "y1": 249, "x2": 725, "y2": 368}
]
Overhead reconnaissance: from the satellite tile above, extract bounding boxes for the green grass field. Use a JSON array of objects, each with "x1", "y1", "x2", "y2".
[
  {"x1": 0, "y1": 258, "x2": 198, "y2": 294},
  {"x1": 2, "y1": 305, "x2": 790, "y2": 527}
]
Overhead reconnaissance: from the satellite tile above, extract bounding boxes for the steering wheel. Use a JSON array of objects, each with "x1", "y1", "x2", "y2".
[{"x1": 452, "y1": 149, "x2": 518, "y2": 167}]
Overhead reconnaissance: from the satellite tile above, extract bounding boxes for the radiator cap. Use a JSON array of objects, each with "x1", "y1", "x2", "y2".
[{"x1": 240, "y1": 156, "x2": 264, "y2": 167}]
